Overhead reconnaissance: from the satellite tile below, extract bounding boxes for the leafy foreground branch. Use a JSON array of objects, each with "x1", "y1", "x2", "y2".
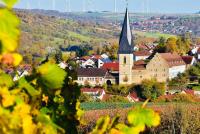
[{"x1": 0, "y1": 0, "x2": 160, "y2": 133}]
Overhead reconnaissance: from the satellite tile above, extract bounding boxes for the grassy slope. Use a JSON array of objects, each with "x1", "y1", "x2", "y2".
[
  {"x1": 17, "y1": 10, "x2": 116, "y2": 53},
  {"x1": 135, "y1": 31, "x2": 176, "y2": 38}
]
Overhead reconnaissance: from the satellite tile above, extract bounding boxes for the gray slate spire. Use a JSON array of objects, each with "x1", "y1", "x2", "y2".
[{"x1": 118, "y1": 8, "x2": 134, "y2": 54}]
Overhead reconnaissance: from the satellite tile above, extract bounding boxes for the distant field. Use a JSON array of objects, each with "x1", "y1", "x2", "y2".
[
  {"x1": 135, "y1": 31, "x2": 175, "y2": 38},
  {"x1": 80, "y1": 102, "x2": 197, "y2": 111}
]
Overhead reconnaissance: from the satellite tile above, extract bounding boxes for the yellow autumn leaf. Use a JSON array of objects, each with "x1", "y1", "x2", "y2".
[
  {"x1": 13, "y1": 103, "x2": 31, "y2": 117},
  {"x1": 0, "y1": 87, "x2": 15, "y2": 107},
  {"x1": 110, "y1": 129, "x2": 124, "y2": 134},
  {"x1": 12, "y1": 53, "x2": 22, "y2": 66},
  {"x1": 23, "y1": 115, "x2": 36, "y2": 134}
]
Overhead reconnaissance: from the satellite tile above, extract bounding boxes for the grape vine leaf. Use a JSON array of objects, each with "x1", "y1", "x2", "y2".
[
  {"x1": 37, "y1": 63, "x2": 67, "y2": 90},
  {"x1": 18, "y1": 77, "x2": 40, "y2": 96}
]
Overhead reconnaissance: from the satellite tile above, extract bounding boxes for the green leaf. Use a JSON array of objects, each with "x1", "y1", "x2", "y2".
[
  {"x1": 40, "y1": 107, "x2": 51, "y2": 114},
  {"x1": 127, "y1": 107, "x2": 160, "y2": 128},
  {"x1": 18, "y1": 77, "x2": 40, "y2": 96},
  {"x1": 2, "y1": 0, "x2": 18, "y2": 8},
  {"x1": 0, "y1": 72, "x2": 14, "y2": 87},
  {"x1": 37, "y1": 113, "x2": 65, "y2": 133},
  {"x1": 37, "y1": 63, "x2": 67, "y2": 90}
]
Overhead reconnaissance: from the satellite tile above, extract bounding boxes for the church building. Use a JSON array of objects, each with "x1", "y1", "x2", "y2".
[
  {"x1": 118, "y1": 8, "x2": 186, "y2": 85},
  {"x1": 76, "y1": 8, "x2": 187, "y2": 86}
]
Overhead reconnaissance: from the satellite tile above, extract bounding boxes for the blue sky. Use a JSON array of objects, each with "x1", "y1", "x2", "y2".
[{"x1": 14, "y1": 0, "x2": 200, "y2": 13}]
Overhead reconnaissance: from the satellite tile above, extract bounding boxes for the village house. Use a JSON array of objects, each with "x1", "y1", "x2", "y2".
[
  {"x1": 133, "y1": 50, "x2": 151, "y2": 61},
  {"x1": 127, "y1": 92, "x2": 140, "y2": 102},
  {"x1": 77, "y1": 68, "x2": 116, "y2": 86},
  {"x1": 80, "y1": 54, "x2": 111, "y2": 68}
]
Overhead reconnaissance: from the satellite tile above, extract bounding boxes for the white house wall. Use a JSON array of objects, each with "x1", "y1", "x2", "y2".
[
  {"x1": 82, "y1": 59, "x2": 95, "y2": 68},
  {"x1": 134, "y1": 56, "x2": 149, "y2": 61},
  {"x1": 169, "y1": 65, "x2": 186, "y2": 79}
]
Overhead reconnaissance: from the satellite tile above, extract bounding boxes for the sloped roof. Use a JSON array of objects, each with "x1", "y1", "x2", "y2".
[
  {"x1": 128, "y1": 92, "x2": 139, "y2": 100},
  {"x1": 92, "y1": 55, "x2": 102, "y2": 59},
  {"x1": 77, "y1": 68, "x2": 107, "y2": 77},
  {"x1": 118, "y1": 8, "x2": 134, "y2": 54},
  {"x1": 183, "y1": 90, "x2": 194, "y2": 95},
  {"x1": 159, "y1": 53, "x2": 186, "y2": 67},
  {"x1": 133, "y1": 50, "x2": 151, "y2": 56},
  {"x1": 181, "y1": 56, "x2": 194, "y2": 65},
  {"x1": 102, "y1": 62, "x2": 119, "y2": 71},
  {"x1": 81, "y1": 56, "x2": 90, "y2": 60},
  {"x1": 81, "y1": 88, "x2": 105, "y2": 94},
  {"x1": 132, "y1": 60, "x2": 147, "y2": 70}
]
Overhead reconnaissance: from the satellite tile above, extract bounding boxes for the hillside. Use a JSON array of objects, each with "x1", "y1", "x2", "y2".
[
  {"x1": 16, "y1": 9, "x2": 119, "y2": 58},
  {"x1": 16, "y1": 9, "x2": 200, "y2": 60}
]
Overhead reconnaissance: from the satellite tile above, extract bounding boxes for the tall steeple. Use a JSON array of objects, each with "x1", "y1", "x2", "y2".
[{"x1": 118, "y1": 8, "x2": 134, "y2": 54}]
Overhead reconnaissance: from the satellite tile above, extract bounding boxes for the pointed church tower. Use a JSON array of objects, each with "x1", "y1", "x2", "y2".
[{"x1": 118, "y1": 8, "x2": 134, "y2": 85}]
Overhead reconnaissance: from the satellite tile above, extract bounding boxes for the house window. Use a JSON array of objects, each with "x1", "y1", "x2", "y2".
[{"x1": 124, "y1": 56, "x2": 126, "y2": 64}]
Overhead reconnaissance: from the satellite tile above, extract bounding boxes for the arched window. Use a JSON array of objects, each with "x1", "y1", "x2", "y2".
[{"x1": 124, "y1": 56, "x2": 126, "y2": 64}]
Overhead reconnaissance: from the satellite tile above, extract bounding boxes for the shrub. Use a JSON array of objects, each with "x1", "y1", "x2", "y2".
[
  {"x1": 105, "y1": 95, "x2": 129, "y2": 103},
  {"x1": 79, "y1": 93, "x2": 95, "y2": 102},
  {"x1": 106, "y1": 84, "x2": 129, "y2": 95},
  {"x1": 155, "y1": 94, "x2": 199, "y2": 103},
  {"x1": 134, "y1": 79, "x2": 166, "y2": 100}
]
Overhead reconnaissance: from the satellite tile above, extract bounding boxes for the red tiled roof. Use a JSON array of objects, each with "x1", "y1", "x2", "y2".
[
  {"x1": 159, "y1": 53, "x2": 186, "y2": 67},
  {"x1": 181, "y1": 56, "x2": 193, "y2": 65},
  {"x1": 183, "y1": 90, "x2": 194, "y2": 95},
  {"x1": 81, "y1": 88, "x2": 105, "y2": 94},
  {"x1": 102, "y1": 94, "x2": 111, "y2": 101},
  {"x1": 138, "y1": 44, "x2": 151, "y2": 50},
  {"x1": 102, "y1": 62, "x2": 119, "y2": 71},
  {"x1": 132, "y1": 60, "x2": 146, "y2": 70},
  {"x1": 133, "y1": 50, "x2": 151, "y2": 56},
  {"x1": 129, "y1": 92, "x2": 138, "y2": 99},
  {"x1": 81, "y1": 56, "x2": 90, "y2": 60},
  {"x1": 92, "y1": 55, "x2": 102, "y2": 59}
]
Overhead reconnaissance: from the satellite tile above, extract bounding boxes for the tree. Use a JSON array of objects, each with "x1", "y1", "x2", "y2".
[
  {"x1": 102, "y1": 42, "x2": 118, "y2": 60},
  {"x1": 169, "y1": 73, "x2": 189, "y2": 90},
  {"x1": 166, "y1": 37, "x2": 177, "y2": 53},
  {"x1": 154, "y1": 37, "x2": 167, "y2": 53},
  {"x1": 138, "y1": 79, "x2": 166, "y2": 100},
  {"x1": 176, "y1": 35, "x2": 191, "y2": 55}
]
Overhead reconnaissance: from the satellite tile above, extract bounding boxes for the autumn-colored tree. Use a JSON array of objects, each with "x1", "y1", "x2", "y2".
[
  {"x1": 166, "y1": 37, "x2": 177, "y2": 53},
  {"x1": 138, "y1": 79, "x2": 166, "y2": 100},
  {"x1": 102, "y1": 41, "x2": 118, "y2": 60}
]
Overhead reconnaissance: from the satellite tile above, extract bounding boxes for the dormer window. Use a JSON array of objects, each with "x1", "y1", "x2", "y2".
[{"x1": 124, "y1": 56, "x2": 126, "y2": 64}]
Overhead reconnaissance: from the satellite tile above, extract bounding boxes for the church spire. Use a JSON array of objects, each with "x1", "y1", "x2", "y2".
[{"x1": 118, "y1": 8, "x2": 134, "y2": 54}]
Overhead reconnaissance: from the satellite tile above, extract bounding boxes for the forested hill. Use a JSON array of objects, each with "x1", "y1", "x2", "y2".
[{"x1": 16, "y1": 9, "x2": 119, "y2": 56}]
